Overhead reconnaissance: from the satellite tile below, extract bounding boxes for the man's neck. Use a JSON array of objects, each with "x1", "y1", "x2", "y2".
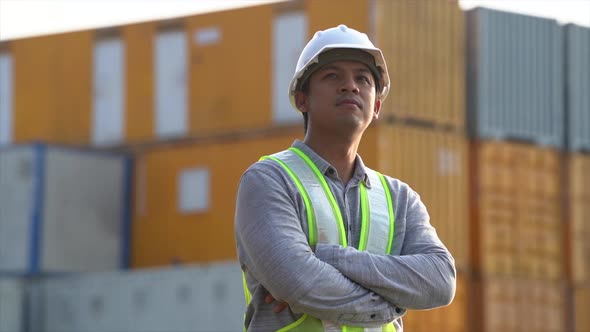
[{"x1": 304, "y1": 133, "x2": 361, "y2": 184}]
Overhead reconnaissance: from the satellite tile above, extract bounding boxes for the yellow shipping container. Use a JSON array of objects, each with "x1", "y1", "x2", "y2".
[
  {"x1": 132, "y1": 123, "x2": 467, "y2": 269},
  {"x1": 131, "y1": 127, "x2": 303, "y2": 267},
  {"x1": 570, "y1": 154, "x2": 590, "y2": 283},
  {"x1": 376, "y1": 0, "x2": 465, "y2": 129},
  {"x1": 361, "y1": 124, "x2": 469, "y2": 271},
  {"x1": 12, "y1": 31, "x2": 92, "y2": 145},
  {"x1": 471, "y1": 141, "x2": 564, "y2": 280}
]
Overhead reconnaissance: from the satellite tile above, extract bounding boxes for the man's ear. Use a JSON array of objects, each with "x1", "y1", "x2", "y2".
[
  {"x1": 295, "y1": 91, "x2": 308, "y2": 113},
  {"x1": 373, "y1": 99, "x2": 382, "y2": 119}
]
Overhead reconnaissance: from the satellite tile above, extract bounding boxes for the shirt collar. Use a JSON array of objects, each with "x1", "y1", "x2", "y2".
[{"x1": 291, "y1": 140, "x2": 371, "y2": 188}]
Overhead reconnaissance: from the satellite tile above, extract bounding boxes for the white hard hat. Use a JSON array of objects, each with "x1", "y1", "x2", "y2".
[{"x1": 288, "y1": 24, "x2": 390, "y2": 111}]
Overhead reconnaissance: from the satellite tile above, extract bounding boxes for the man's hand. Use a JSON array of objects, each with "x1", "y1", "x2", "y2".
[{"x1": 265, "y1": 293, "x2": 289, "y2": 313}]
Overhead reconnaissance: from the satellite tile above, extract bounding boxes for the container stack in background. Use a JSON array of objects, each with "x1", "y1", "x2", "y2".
[
  {"x1": 0, "y1": 0, "x2": 589, "y2": 331},
  {"x1": 565, "y1": 23, "x2": 590, "y2": 332},
  {"x1": 370, "y1": 2, "x2": 470, "y2": 331},
  {"x1": 466, "y1": 8, "x2": 568, "y2": 332}
]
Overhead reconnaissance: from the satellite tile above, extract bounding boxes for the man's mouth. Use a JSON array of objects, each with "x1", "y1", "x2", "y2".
[{"x1": 336, "y1": 98, "x2": 362, "y2": 108}]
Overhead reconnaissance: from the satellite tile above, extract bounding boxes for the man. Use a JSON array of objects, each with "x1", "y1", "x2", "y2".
[{"x1": 234, "y1": 25, "x2": 456, "y2": 332}]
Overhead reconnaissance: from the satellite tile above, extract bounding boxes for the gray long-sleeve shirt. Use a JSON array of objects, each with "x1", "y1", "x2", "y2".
[{"x1": 234, "y1": 140, "x2": 456, "y2": 331}]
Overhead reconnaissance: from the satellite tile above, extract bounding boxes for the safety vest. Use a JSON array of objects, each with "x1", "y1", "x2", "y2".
[{"x1": 242, "y1": 147, "x2": 396, "y2": 332}]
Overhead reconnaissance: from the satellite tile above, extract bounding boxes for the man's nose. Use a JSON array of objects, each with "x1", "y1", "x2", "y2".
[{"x1": 340, "y1": 75, "x2": 360, "y2": 94}]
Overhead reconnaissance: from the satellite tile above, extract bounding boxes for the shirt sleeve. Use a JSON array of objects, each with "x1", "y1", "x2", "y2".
[
  {"x1": 234, "y1": 165, "x2": 401, "y2": 325},
  {"x1": 314, "y1": 187, "x2": 456, "y2": 310}
]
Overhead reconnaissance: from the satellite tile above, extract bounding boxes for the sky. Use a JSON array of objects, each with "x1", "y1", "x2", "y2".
[{"x1": 0, "y1": 0, "x2": 589, "y2": 41}]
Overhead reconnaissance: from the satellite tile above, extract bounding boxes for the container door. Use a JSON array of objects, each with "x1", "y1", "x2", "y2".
[
  {"x1": 92, "y1": 37, "x2": 125, "y2": 146},
  {"x1": 0, "y1": 53, "x2": 13, "y2": 145},
  {"x1": 155, "y1": 29, "x2": 187, "y2": 138},
  {"x1": 272, "y1": 12, "x2": 307, "y2": 125}
]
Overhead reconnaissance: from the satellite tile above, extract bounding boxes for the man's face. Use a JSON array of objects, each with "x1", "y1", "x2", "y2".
[{"x1": 295, "y1": 60, "x2": 381, "y2": 136}]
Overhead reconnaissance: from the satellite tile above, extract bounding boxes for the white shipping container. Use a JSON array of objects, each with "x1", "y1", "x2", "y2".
[
  {"x1": 0, "y1": 144, "x2": 132, "y2": 274},
  {"x1": 35, "y1": 262, "x2": 245, "y2": 332},
  {"x1": 0, "y1": 278, "x2": 25, "y2": 332}
]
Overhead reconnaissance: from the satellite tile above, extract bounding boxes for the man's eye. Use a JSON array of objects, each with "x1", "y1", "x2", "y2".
[{"x1": 358, "y1": 76, "x2": 371, "y2": 84}]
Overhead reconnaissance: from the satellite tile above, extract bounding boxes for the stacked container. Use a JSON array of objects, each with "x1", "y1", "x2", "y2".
[
  {"x1": 0, "y1": 144, "x2": 132, "y2": 274},
  {"x1": 28, "y1": 262, "x2": 244, "y2": 332},
  {"x1": 370, "y1": 1, "x2": 469, "y2": 330},
  {"x1": 467, "y1": 8, "x2": 574, "y2": 332},
  {"x1": 565, "y1": 23, "x2": 590, "y2": 332}
]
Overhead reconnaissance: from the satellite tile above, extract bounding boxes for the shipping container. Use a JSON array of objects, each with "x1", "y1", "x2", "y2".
[
  {"x1": 565, "y1": 24, "x2": 590, "y2": 152},
  {"x1": 467, "y1": 8, "x2": 564, "y2": 148},
  {"x1": 470, "y1": 140, "x2": 563, "y2": 280},
  {"x1": 131, "y1": 127, "x2": 302, "y2": 267},
  {"x1": 0, "y1": 144, "x2": 131, "y2": 273},
  {"x1": 0, "y1": 278, "x2": 25, "y2": 332},
  {"x1": 574, "y1": 285, "x2": 590, "y2": 332},
  {"x1": 479, "y1": 277, "x2": 566, "y2": 332},
  {"x1": 402, "y1": 272, "x2": 468, "y2": 332},
  {"x1": 11, "y1": 31, "x2": 93, "y2": 145},
  {"x1": 570, "y1": 153, "x2": 590, "y2": 283},
  {"x1": 31, "y1": 262, "x2": 244, "y2": 332},
  {"x1": 376, "y1": 0, "x2": 465, "y2": 129},
  {"x1": 360, "y1": 123, "x2": 469, "y2": 270}
]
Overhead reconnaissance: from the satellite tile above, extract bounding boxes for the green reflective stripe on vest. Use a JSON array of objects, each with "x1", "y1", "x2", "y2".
[
  {"x1": 342, "y1": 326, "x2": 364, "y2": 332},
  {"x1": 358, "y1": 183, "x2": 370, "y2": 251},
  {"x1": 260, "y1": 155, "x2": 318, "y2": 246},
  {"x1": 270, "y1": 150, "x2": 341, "y2": 245},
  {"x1": 289, "y1": 147, "x2": 347, "y2": 247},
  {"x1": 277, "y1": 314, "x2": 324, "y2": 332},
  {"x1": 382, "y1": 322, "x2": 396, "y2": 332},
  {"x1": 376, "y1": 172, "x2": 395, "y2": 254},
  {"x1": 242, "y1": 272, "x2": 252, "y2": 305}
]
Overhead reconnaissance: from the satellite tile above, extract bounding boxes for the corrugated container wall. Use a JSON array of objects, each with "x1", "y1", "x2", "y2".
[
  {"x1": 186, "y1": 5, "x2": 273, "y2": 136},
  {"x1": 470, "y1": 141, "x2": 563, "y2": 280},
  {"x1": 306, "y1": 0, "x2": 369, "y2": 36},
  {"x1": 376, "y1": 0, "x2": 465, "y2": 129},
  {"x1": 479, "y1": 277, "x2": 565, "y2": 332},
  {"x1": 570, "y1": 154, "x2": 590, "y2": 283},
  {"x1": 0, "y1": 144, "x2": 131, "y2": 273},
  {"x1": 565, "y1": 24, "x2": 590, "y2": 152},
  {"x1": 0, "y1": 278, "x2": 25, "y2": 332},
  {"x1": 131, "y1": 128, "x2": 302, "y2": 267},
  {"x1": 12, "y1": 32, "x2": 93, "y2": 145},
  {"x1": 574, "y1": 285, "x2": 590, "y2": 332},
  {"x1": 29, "y1": 262, "x2": 244, "y2": 332},
  {"x1": 467, "y1": 8, "x2": 564, "y2": 148},
  {"x1": 361, "y1": 124, "x2": 469, "y2": 271},
  {"x1": 123, "y1": 22, "x2": 156, "y2": 143}
]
